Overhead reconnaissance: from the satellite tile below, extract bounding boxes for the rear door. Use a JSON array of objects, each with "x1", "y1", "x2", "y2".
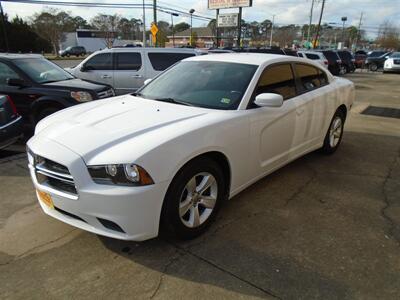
[
  {"x1": 75, "y1": 52, "x2": 114, "y2": 86},
  {"x1": 113, "y1": 51, "x2": 144, "y2": 94}
]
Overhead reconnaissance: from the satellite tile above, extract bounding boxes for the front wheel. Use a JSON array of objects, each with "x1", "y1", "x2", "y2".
[
  {"x1": 320, "y1": 110, "x2": 345, "y2": 154},
  {"x1": 369, "y1": 63, "x2": 378, "y2": 72},
  {"x1": 161, "y1": 157, "x2": 226, "y2": 240}
]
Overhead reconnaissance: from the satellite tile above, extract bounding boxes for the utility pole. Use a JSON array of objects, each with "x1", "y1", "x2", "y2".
[
  {"x1": 307, "y1": 0, "x2": 315, "y2": 42},
  {"x1": 142, "y1": 0, "x2": 146, "y2": 47},
  {"x1": 0, "y1": 0, "x2": 9, "y2": 52},
  {"x1": 153, "y1": 0, "x2": 157, "y2": 46},
  {"x1": 216, "y1": 9, "x2": 219, "y2": 48},
  {"x1": 237, "y1": 7, "x2": 242, "y2": 47},
  {"x1": 269, "y1": 14, "x2": 275, "y2": 47},
  {"x1": 313, "y1": 0, "x2": 326, "y2": 49},
  {"x1": 353, "y1": 12, "x2": 363, "y2": 50}
]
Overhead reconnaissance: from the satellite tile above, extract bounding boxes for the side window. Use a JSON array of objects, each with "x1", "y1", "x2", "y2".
[
  {"x1": 255, "y1": 64, "x2": 296, "y2": 100},
  {"x1": 115, "y1": 52, "x2": 142, "y2": 71},
  {"x1": 148, "y1": 52, "x2": 195, "y2": 71},
  {"x1": 305, "y1": 53, "x2": 319, "y2": 60},
  {"x1": 295, "y1": 63, "x2": 328, "y2": 92},
  {"x1": 0, "y1": 62, "x2": 21, "y2": 86},
  {"x1": 84, "y1": 53, "x2": 113, "y2": 70},
  {"x1": 298, "y1": 53, "x2": 304, "y2": 57}
]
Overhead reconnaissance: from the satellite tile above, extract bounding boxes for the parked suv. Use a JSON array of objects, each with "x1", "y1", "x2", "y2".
[
  {"x1": 66, "y1": 48, "x2": 203, "y2": 95},
  {"x1": 298, "y1": 50, "x2": 329, "y2": 68},
  {"x1": 318, "y1": 50, "x2": 344, "y2": 75},
  {"x1": 0, "y1": 54, "x2": 114, "y2": 124},
  {"x1": 60, "y1": 46, "x2": 87, "y2": 57},
  {"x1": 365, "y1": 52, "x2": 391, "y2": 71},
  {"x1": 336, "y1": 50, "x2": 356, "y2": 73}
]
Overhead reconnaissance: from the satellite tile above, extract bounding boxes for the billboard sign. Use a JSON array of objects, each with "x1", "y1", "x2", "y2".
[
  {"x1": 217, "y1": 13, "x2": 239, "y2": 27},
  {"x1": 208, "y1": 0, "x2": 252, "y2": 9}
]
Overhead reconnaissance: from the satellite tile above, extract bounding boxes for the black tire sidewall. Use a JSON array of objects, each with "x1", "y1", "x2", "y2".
[{"x1": 161, "y1": 157, "x2": 226, "y2": 240}]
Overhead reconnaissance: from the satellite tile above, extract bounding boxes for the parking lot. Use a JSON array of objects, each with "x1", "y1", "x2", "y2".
[{"x1": 1, "y1": 71, "x2": 399, "y2": 299}]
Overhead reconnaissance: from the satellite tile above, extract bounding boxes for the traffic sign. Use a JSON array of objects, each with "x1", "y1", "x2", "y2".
[{"x1": 150, "y1": 23, "x2": 158, "y2": 36}]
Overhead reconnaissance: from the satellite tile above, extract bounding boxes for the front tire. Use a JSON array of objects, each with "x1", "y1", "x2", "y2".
[
  {"x1": 320, "y1": 109, "x2": 345, "y2": 154},
  {"x1": 369, "y1": 63, "x2": 378, "y2": 72},
  {"x1": 161, "y1": 157, "x2": 226, "y2": 240}
]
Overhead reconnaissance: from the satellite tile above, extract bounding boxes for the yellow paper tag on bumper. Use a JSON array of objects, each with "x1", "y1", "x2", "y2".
[{"x1": 37, "y1": 190, "x2": 54, "y2": 209}]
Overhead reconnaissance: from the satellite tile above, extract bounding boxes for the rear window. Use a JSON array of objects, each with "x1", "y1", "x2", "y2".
[
  {"x1": 305, "y1": 53, "x2": 320, "y2": 60},
  {"x1": 115, "y1": 52, "x2": 142, "y2": 71},
  {"x1": 295, "y1": 63, "x2": 328, "y2": 92},
  {"x1": 148, "y1": 52, "x2": 195, "y2": 71}
]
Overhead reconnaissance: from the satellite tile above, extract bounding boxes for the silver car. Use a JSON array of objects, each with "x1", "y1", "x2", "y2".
[{"x1": 66, "y1": 48, "x2": 204, "y2": 95}]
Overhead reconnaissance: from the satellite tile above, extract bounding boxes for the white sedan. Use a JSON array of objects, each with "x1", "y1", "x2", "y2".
[{"x1": 27, "y1": 53, "x2": 355, "y2": 241}]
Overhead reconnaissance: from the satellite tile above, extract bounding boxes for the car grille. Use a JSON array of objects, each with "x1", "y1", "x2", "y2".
[
  {"x1": 97, "y1": 89, "x2": 115, "y2": 99},
  {"x1": 32, "y1": 154, "x2": 78, "y2": 196}
]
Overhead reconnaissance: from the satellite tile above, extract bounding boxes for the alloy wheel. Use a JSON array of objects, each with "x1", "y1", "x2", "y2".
[{"x1": 329, "y1": 117, "x2": 343, "y2": 148}]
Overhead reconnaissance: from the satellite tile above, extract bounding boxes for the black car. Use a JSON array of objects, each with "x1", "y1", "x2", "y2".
[
  {"x1": 60, "y1": 46, "x2": 87, "y2": 57},
  {"x1": 0, "y1": 54, "x2": 114, "y2": 124},
  {"x1": 319, "y1": 50, "x2": 344, "y2": 76},
  {"x1": 337, "y1": 50, "x2": 356, "y2": 73},
  {"x1": 365, "y1": 52, "x2": 391, "y2": 71},
  {"x1": 0, "y1": 94, "x2": 23, "y2": 149}
]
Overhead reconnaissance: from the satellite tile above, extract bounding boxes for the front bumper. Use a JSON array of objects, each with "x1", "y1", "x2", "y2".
[{"x1": 27, "y1": 137, "x2": 170, "y2": 241}]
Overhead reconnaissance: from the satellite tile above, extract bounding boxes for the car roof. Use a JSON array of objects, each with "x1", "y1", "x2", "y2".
[
  {"x1": 101, "y1": 47, "x2": 201, "y2": 54},
  {"x1": 184, "y1": 53, "x2": 300, "y2": 66},
  {"x1": 0, "y1": 53, "x2": 44, "y2": 60}
]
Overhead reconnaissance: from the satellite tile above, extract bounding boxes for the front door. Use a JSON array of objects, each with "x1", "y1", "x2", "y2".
[
  {"x1": 75, "y1": 52, "x2": 114, "y2": 87},
  {"x1": 113, "y1": 52, "x2": 145, "y2": 94}
]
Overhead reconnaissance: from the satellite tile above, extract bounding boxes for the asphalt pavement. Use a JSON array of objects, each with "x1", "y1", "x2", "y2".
[{"x1": 0, "y1": 71, "x2": 399, "y2": 299}]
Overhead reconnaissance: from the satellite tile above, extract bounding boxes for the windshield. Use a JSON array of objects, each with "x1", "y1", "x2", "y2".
[
  {"x1": 390, "y1": 52, "x2": 400, "y2": 58},
  {"x1": 138, "y1": 61, "x2": 258, "y2": 110},
  {"x1": 14, "y1": 58, "x2": 74, "y2": 83}
]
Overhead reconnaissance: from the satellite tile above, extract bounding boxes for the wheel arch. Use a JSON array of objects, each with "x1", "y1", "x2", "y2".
[
  {"x1": 337, "y1": 104, "x2": 347, "y2": 120},
  {"x1": 31, "y1": 97, "x2": 72, "y2": 119}
]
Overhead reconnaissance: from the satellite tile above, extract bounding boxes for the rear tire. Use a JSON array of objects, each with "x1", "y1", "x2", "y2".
[
  {"x1": 320, "y1": 109, "x2": 345, "y2": 154},
  {"x1": 369, "y1": 63, "x2": 378, "y2": 72},
  {"x1": 161, "y1": 157, "x2": 226, "y2": 240}
]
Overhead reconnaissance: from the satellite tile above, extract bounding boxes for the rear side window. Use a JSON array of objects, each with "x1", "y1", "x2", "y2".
[
  {"x1": 85, "y1": 53, "x2": 113, "y2": 70},
  {"x1": 255, "y1": 64, "x2": 296, "y2": 100},
  {"x1": 148, "y1": 52, "x2": 195, "y2": 71},
  {"x1": 295, "y1": 63, "x2": 328, "y2": 92},
  {"x1": 305, "y1": 53, "x2": 320, "y2": 60},
  {"x1": 115, "y1": 52, "x2": 142, "y2": 70}
]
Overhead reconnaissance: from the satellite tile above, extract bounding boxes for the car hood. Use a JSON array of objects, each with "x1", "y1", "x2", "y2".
[
  {"x1": 34, "y1": 96, "x2": 210, "y2": 162},
  {"x1": 42, "y1": 78, "x2": 107, "y2": 92}
]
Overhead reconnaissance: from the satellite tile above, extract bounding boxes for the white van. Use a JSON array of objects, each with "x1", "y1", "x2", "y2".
[{"x1": 66, "y1": 48, "x2": 204, "y2": 95}]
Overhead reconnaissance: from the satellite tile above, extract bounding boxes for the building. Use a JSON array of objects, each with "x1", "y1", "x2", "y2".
[
  {"x1": 60, "y1": 29, "x2": 142, "y2": 52},
  {"x1": 166, "y1": 27, "x2": 216, "y2": 48}
]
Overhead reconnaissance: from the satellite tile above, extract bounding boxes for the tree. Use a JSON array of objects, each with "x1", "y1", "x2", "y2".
[
  {"x1": 376, "y1": 20, "x2": 400, "y2": 50},
  {"x1": 91, "y1": 14, "x2": 121, "y2": 48},
  {"x1": 156, "y1": 21, "x2": 170, "y2": 47},
  {"x1": 174, "y1": 22, "x2": 190, "y2": 33},
  {"x1": 31, "y1": 9, "x2": 72, "y2": 55},
  {"x1": 0, "y1": 14, "x2": 51, "y2": 52}
]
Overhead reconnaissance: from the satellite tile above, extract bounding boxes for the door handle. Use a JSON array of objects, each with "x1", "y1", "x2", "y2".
[
  {"x1": 101, "y1": 75, "x2": 112, "y2": 79},
  {"x1": 131, "y1": 74, "x2": 143, "y2": 78}
]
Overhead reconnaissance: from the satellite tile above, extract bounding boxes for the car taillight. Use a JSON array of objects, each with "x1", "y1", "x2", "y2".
[{"x1": 6, "y1": 95, "x2": 18, "y2": 115}]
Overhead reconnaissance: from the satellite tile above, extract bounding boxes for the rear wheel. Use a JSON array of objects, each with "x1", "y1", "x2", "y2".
[
  {"x1": 161, "y1": 157, "x2": 226, "y2": 240},
  {"x1": 320, "y1": 109, "x2": 345, "y2": 154},
  {"x1": 369, "y1": 63, "x2": 378, "y2": 72}
]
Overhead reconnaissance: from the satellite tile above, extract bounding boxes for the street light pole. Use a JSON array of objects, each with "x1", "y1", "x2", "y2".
[
  {"x1": 341, "y1": 16, "x2": 347, "y2": 48},
  {"x1": 189, "y1": 8, "x2": 195, "y2": 47},
  {"x1": 269, "y1": 14, "x2": 275, "y2": 47},
  {"x1": 142, "y1": 0, "x2": 146, "y2": 47},
  {"x1": 170, "y1": 12, "x2": 178, "y2": 47}
]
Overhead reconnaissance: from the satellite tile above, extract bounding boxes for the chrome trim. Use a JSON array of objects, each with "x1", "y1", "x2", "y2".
[
  {"x1": 0, "y1": 115, "x2": 22, "y2": 130},
  {"x1": 36, "y1": 169, "x2": 75, "y2": 184},
  {"x1": 36, "y1": 163, "x2": 74, "y2": 181}
]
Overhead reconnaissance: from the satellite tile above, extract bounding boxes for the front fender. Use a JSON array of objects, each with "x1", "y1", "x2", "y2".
[{"x1": 31, "y1": 96, "x2": 76, "y2": 115}]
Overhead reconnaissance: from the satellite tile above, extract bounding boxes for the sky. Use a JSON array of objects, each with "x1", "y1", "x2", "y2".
[{"x1": 1, "y1": 0, "x2": 399, "y2": 37}]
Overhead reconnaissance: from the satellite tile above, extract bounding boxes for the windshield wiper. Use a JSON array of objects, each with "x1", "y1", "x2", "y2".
[{"x1": 153, "y1": 97, "x2": 193, "y2": 106}]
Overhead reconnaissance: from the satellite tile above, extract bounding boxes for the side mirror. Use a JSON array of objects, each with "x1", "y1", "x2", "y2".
[
  {"x1": 254, "y1": 93, "x2": 283, "y2": 108},
  {"x1": 7, "y1": 78, "x2": 26, "y2": 87},
  {"x1": 144, "y1": 78, "x2": 152, "y2": 85}
]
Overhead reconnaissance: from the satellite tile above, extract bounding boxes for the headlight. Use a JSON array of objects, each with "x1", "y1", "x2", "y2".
[
  {"x1": 88, "y1": 164, "x2": 154, "y2": 186},
  {"x1": 71, "y1": 91, "x2": 93, "y2": 102}
]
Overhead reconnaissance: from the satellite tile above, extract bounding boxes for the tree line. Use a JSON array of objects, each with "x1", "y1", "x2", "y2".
[{"x1": 1, "y1": 8, "x2": 399, "y2": 54}]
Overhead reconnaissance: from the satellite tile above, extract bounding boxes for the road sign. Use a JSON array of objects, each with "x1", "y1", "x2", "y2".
[
  {"x1": 150, "y1": 23, "x2": 158, "y2": 36},
  {"x1": 217, "y1": 13, "x2": 239, "y2": 27},
  {"x1": 208, "y1": 0, "x2": 252, "y2": 9}
]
